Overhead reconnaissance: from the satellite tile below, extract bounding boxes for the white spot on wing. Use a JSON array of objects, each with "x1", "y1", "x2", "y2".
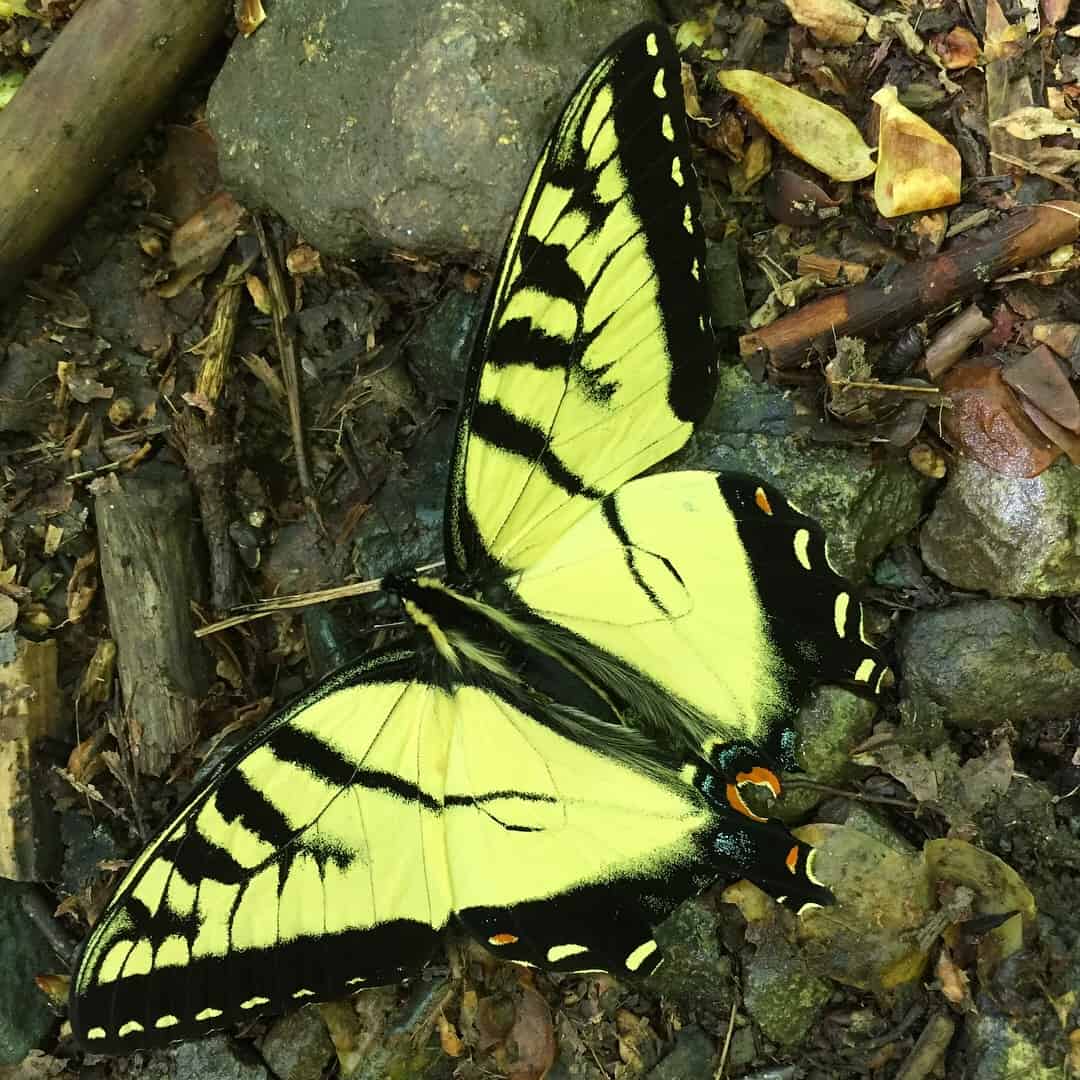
[
  {"x1": 625, "y1": 939, "x2": 659, "y2": 971},
  {"x1": 794, "y1": 529, "x2": 811, "y2": 570},
  {"x1": 547, "y1": 942, "x2": 590, "y2": 963},
  {"x1": 834, "y1": 592, "x2": 850, "y2": 638}
]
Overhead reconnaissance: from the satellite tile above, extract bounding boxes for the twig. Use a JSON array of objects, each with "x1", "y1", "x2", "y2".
[
  {"x1": 990, "y1": 150, "x2": 1076, "y2": 193},
  {"x1": 253, "y1": 215, "x2": 322, "y2": 530},
  {"x1": 782, "y1": 778, "x2": 920, "y2": 811},
  {"x1": 714, "y1": 999, "x2": 739, "y2": 1079},
  {"x1": 18, "y1": 886, "x2": 77, "y2": 966},
  {"x1": 193, "y1": 560, "x2": 445, "y2": 638},
  {"x1": 740, "y1": 200, "x2": 1080, "y2": 371}
]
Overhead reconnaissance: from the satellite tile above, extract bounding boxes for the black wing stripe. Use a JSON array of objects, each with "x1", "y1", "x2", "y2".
[{"x1": 470, "y1": 400, "x2": 606, "y2": 499}]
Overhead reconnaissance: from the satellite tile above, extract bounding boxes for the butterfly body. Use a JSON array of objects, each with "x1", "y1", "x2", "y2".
[{"x1": 70, "y1": 22, "x2": 886, "y2": 1053}]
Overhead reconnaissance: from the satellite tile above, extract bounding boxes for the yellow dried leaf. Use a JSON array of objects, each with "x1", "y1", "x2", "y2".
[
  {"x1": 0, "y1": 0, "x2": 33, "y2": 16},
  {"x1": 236, "y1": 0, "x2": 265, "y2": 37},
  {"x1": 675, "y1": 5, "x2": 720, "y2": 50},
  {"x1": 718, "y1": 70, "x2": 876, "y2": 180},
  {"x1": 872, "y1": 85, "x2": 961, "y2": 217},
  {"x1": 784, "y1": 0, "x2": 867, "y2": 44},
  {"x1": 992, "y1": 104, "x2": 1080, "y2": 139}
]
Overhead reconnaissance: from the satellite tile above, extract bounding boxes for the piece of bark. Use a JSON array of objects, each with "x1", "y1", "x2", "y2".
[
  {"x1": 740, "y1": 201, "x2": 1080, "y2": 372},
  {"x1": 0, "y1": 0, "x2": 229, "y2": 300},
  {"x1": 923, "y1": 304, "x2": 992, "y2": 379},
  {"x1": 173, "y1": 409, "x2": 238, "y2": 614},
  {"x1": 95, "y1": 462, "x2": 210, "y2": 775},
  {"x1": 0, "y1": 638, "x2": 61, "y2": 881}
]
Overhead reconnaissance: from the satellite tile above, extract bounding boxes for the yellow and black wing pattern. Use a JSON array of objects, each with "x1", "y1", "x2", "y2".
[
  {"x1": 69, "y1": 20, "x2": 887, "y2": 1056},
  {"x1": 507, "y1": 470, "x2": 890, "y2": 780},
  {"x1": 445, "y1": 22, "x2": 715, "y2": 580},
  {"x1": 70, "y1": 649, "x2": 809, "y2": 1051}
]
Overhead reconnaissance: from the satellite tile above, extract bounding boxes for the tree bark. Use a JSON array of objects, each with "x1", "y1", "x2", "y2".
[
  {"x1": 95, "y1": 463, "x2": 210, "y2": 776},
  {"x1": 0, "y1": 0, "x2": 230, "y2": 300}
]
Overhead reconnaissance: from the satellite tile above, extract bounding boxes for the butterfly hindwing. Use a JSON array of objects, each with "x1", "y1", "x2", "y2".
[
  {"x1": 446, "y1": 22, "x2": 716, "y2": 580},
  {"x1": 507, "y1": 470, "x2": 888, "y2": 769}
]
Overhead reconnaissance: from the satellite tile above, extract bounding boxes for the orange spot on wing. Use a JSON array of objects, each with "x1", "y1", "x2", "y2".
[
  {"x1": 755, "y1": 488, "x2": 773, "y2": 515},
  {"x1": 489, "y1": 933, "x2": 519, "y2": 946},
  {"x1": 786, "y1": 846, "x2": 800, "y2": 874}
]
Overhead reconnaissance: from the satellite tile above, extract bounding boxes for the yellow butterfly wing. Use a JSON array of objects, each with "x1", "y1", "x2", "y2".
[
  {"x1": 509, "y1": 471, "x2": 890, "y2": 777},
  {"x1": 72, "y1": 650, "x2": 778, "y2": 1052},
  {"x1": 445, "y1": 23, "x2": 715, "y2": 579}
]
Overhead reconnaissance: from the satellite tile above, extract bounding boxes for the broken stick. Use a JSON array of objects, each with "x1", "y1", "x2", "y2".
[{"x1": 740, "y1": 200, "x2": 1080, "y2": 372}]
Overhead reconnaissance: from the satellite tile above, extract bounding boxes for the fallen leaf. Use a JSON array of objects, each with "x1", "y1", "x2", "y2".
[
  {"x1": 718, "y1": 69, "x2": 876, "y2": 180},
  {"x1": 764, "y1": 169, "x2": 840, "y2": 225},
  {"x1": 940, "y1": 363, "x2": 1062, "y2": 477},
  {"x1": 931, "y1": 26, "x2": 981, "y2": 69},
  {"x1": 1002, "y1": 343, "x2": 1080, "y2": 431},
  {"x1": 784, "y1": 0, "x2": 868, "y2": 45},
  {"x1": 1043, "y1": 0, "x2": 1071, "y2": 24},
  {"x1": 873, "y1": 85, "x2": 961, "y2": 217},
  {"x1": 0, "y1": 595, "x2": 17, "y2": 633},
  {"x1": 935, "y1": 947, "x2": 973, "y2": 1008},
  {"x1": 160, "y1": 192, "x2": 247, "y2": 299},
  {"x1": 236, "y1": 0, "x2": 266, "y2": 36},
  {"x1": 992, "y1": 104, "x2": 1080, "y2": 139},
  {"x1": 66, "y1": 550, "x2": 98, "y2": 625}
]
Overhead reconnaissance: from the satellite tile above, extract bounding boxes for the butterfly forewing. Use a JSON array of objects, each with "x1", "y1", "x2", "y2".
[
  {"x1": 446, "y1": 23, "x2": 715, "y2": 581},
  {"x1": 71, "y1": 652, "x2": 748, "y2": 1051}
]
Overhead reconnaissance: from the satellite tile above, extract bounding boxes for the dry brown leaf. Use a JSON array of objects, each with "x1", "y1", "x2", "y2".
[
  {"x1": 718, "y1": 69, "x2": 876, "y2": 180},
  {"x1": 436, "y1": 1011, "x2": 465, "y2": 1058},
  {"x1": 940, "y1": 363, "x2": 1062, "y2": 477},
  {"x1": 1002, "y1": 344, "x2": 1080, "y2": 431},
  {"x1": 160, "y1": 192, "x2": 247, "y2": 299},
  {"x1": 783, "y1": 0, "x2": 868, "y2": 45},
  {"x1": 1031, "y1": 320, "x2": 1080, "y2": 357},
  {"x1": 1019, "y1": 399, "x2": 1080, "y2": 464},
  {"x1": 935, "y1": 947, "x2": 973, "y2": 1007},
  {"x1": 77, "y1": 639, "x2": 116, "y2": 707},
  {"x1": 503, "y1": 984, "x2": 557, "y2": 1080},
  {"x1": 236, "y1": 0, "x2": 266, "y2": 36},
  {"x1": 1043, "y1": 0, "x2": 1071, "y2": 24},
  {"x1": 931, "y1": 26, "x2": 981, "y2": 69},
  {"x1": 993, "y1": 104, "x2": 1080, "y2": 139},
  {"x1": 873, "y1": 86, "x2": 961, "y2": 217},
  {"x1": 66, "y1": 550, "x2": 98, "y2": 624},
  {"x1": 286, "y1": 244, "x2": 322, "y2": 276}
]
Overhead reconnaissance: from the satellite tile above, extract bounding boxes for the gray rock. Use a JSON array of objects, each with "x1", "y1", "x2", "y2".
[
  {"x1": 208, "y1": 0, "x2": 659, "y2": 259},
  {"x1": 921, "y1": 456, "x2": 1080, "y2": 597},
  {"x1": 260, "y1": 1005, "x2": 334, "y2": 1080},
  {"x1": 647, "y1": 899, "x2": 735, "y2": 1028},
  {"x1": 0, "y1": 882, "x2": 57, "y2": 1065},
  {"x1": 960, "y1": 1011, "x2": 1061, "y2": 1080},
  {"x1": 645, "y1": 1026, "x2": 716, "y2": 1079},
  {"x1": 898, "y1": 599, "x2": 1080, "y2": 731},
  {"x1": 741, "y1": 934, "x2": 831, "y2": 1046},
  {"x1": 352, "y1": 416, "x2": 454, "y2": 582},
  {"x1": 174, "y1": 1034, "x2": 271, "y2": 1080},
  {"x1": 693, "y1": 366, "x2": 928, "y2": 581},
  {"x1": 404, "y1": 288, "x2": 484, "y2": 406}
]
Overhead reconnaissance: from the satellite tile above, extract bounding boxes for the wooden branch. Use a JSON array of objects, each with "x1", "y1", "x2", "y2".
[
  {"x1": 95, "y1": 463, "x2": 211, "y2": 776},
  {"x1": 0, "y1": 638, "x2": 61, "y2": 881},
  {"x1": 740, "y1": 201, "x2": 1080, "y2": 371},
  {"x1": 0, "y1": 0, "x2": 229, "y2": 299}
]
